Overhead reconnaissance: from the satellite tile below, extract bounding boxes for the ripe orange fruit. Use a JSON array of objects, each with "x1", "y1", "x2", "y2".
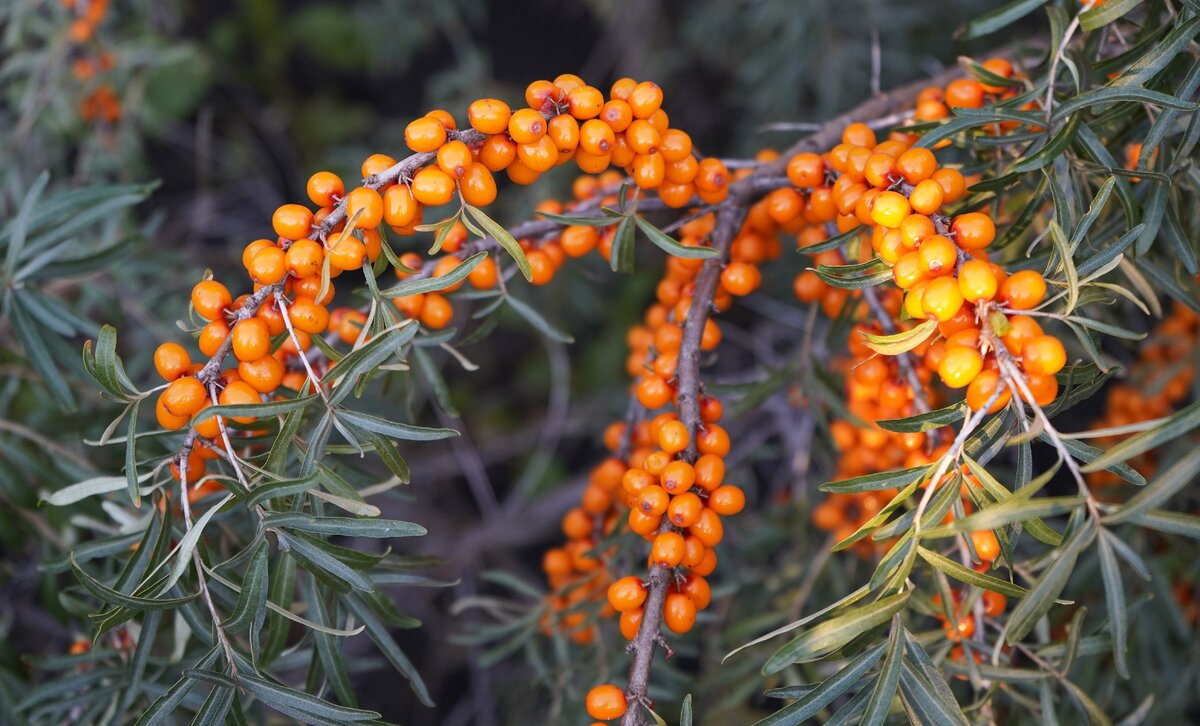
[
  {"x1": 607, "y1": 576, "x2": 648, "y2": 613},
  {"x1": 950, "y1": 212, "x2": 996, "y2": 250},
  {"x1": 966, "y1": 369, "x2": 1011, "y2": 413},
  {"x1": 999, "y1": 270, "x2": 1046, "y2": 310},
  {"x1": 709, "y1": 484, "x2": 745, "y2": 515},
  {"x1": 662, "y1": 591, "x2": 697, "y2": 634},
  {"x1": 651, "y1": 530, "x2": 686, "y2": 567},
  {"x1": 1021, "y1": 335, "x2": 1067, "y2": 376},
  {"x1": 306, "y1": 171, "x2": 344, "y2": 207},
  {"x1": 154, "y1": 342, "x2": 191, "y2": 381},
  {"x1": 938, "y1": 345, "x2": 983, "y2": 388},
  {"x1": 287, "y1": 297, "x2": 329, "y2": 334},
  {"x1": 411, "y1": 167, "x2": 456, "y2": 206},
  {"x1": 585, "y1": 685, "x2": 627, "y2": 720},
  {"x1": 467, "y1": 98, "x2": 511, "y2": 135},
  {"x1": 192, "y1": 280, "x2": 232, "y2": 321},
  {"x1": 163, "y1": 376, "x2": 206, "y2": 417},
  {"x1": 404, "y1": 116, "x2": 447, "y2": 152},
  {"x1": 272, "y1": 204, "x2": 313, "y2": 240},
  {"x1": 231, "y1": 318, "x2": 271, "y2": 362},
  {"x1": 345, "y1": 187, "x2": 384, "y2": 229},
  {"x1": 958, "y1": 259, "x2": 998, "y2": 302},
  {"x1": 238, "y1": 355, "x2": 284, "y2": 394}
]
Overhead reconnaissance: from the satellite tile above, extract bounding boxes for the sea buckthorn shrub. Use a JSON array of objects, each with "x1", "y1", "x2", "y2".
[{"x1": 4, "y1": 2, "x2": 1200, "y2": 725}]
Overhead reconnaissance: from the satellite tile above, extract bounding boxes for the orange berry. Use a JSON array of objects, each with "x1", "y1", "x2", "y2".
[
  {"x1": 607, "y1": 576, "x2": 648, "y2": 613},
  {"x1": 238, "y1": 355, "x2": 284, "y2": 394},
  {"x1": 983, "y1": 590, "x2": 1007, "y2": 617},
  {"x1": 508, "y1": 108, "x2": 546, "y2": 145},
  {"x1": 932, "y1": 168, "x2": 967, "y2": 202},
  {"x1": 697, "y1": 424, "x2": 730, "y2": 457},
  {"x1": 306, "y1": 171, "x2": 344, "y2": 207},
  {"x1": 720, "y1": 262, "x2": 761, "y2": 296},
  {"x1": 660, "y1": 460, "x2": 695, "y2": 494},
  {"x1": 460, "y1": 163, "x2": 498, "y2": 207},
  {"x1": 404, "y1": 116, "x2": 447, "y2": 152},
  {"x1": 918, "y1": 235, "x2": 958, "y2": 277},
  {"x1": 156, "y1": 394, "x2": 189, "y2": 430},
  {"x1": 668, "y1": 491, "x2": 704, "y2": 527},
  {"x1": 436, "y1": 140, "x2": 473, "y2": 179},
  {"x1": 787, "y1": 152, "x2": 826, "y2": 188},
  {"x1": 567, "y1": 85, "x2": 604, "y2": 119},
  {"x1": 651, "y1": 530, "x2": 686, "y2": 567},
  {"x1": 966, "y1": 369, "x2": 1011, "y2": 413},
  {"x1": 636, "y1": 375, "x2": 672, "y2": 409},
  {"x1": 628, "y1": 82, "x2": 663, "y2": 119},
  {"x1": 231, "y1": 318, "x2": 271, "y2": 362},
  {"x1": 163, "y1": 376, "x2": 206, "y2": 417},
  {"x1": 662, "y1": 591, "x2": 697, "y2": 634},
  {"x1": 467, "y1": 256, "x2": 499, "y2": 289},
  {"x1": 419, "y1": 293, "x2": 454, "y2": 329},
  {"x1": 945, "y1": 79, "x2": 985, "y2": 109},
  {"x1": 248, "y1": 246, "x2": 287, "y2": 285},
  {"x1": 272, "y1": 204, "x2": 313, "y2": 240},
  {"x1": 958, "y1": 259, "x2": 998, "y2": 302},
  {"x1": 1021, "y1": 335, "x2": 1067, "y2": 376},
  {"x1": 909, "y1": 179, "x2": 945, "y2": 215},
  {"x1": 689, "y1": 507, "x2": 724, "y2": 547},
  {"x1": 680, "y1": 573, "x2": 712, "y2": 610},
  {"x1": 951, "y1": 212, "x2": 996, "y2": 250},
  {"x1": 360, "y1": 153, "x2": 396, "y2": 178},
  {"x1": 999, "y1": 270, "x2": 1046, "y2": 310},
  {"x1": 1023, "y1": 373, "x2": 1059, "y2": 406},
  {"x1": 345, "y1": 187, "x2": 384, "y2": 229},
  {"x1": 467, "y1": 98, "x2": 511, "y2": 135},
  {"x1": 619, "y1": 608, "x2": 643, "y2": 640},
  {"x1": 154, "y1": 342, "x2": 191, "y2": 381},
  {"x1": 841, "y1": 122, "x2": 876, "y2": 147},
  {"x1": 218, "y1": 380, "x2": 260, "y2": 423},
  {"x1": 411, "y1": 167, "x2": 456, "y2": 207},
  {"x1": 285, "y1": 239, "x2": 324, "y2": 278},
  {"x1": 896, "y1": 147, "x2": 937, "y2": 184},
  {"x1": 585, "y1": 685, "x2": 627, "y2": 721},
  {"x1": 972, "y1": 529, "x2": 1001, "y2": 561},
  {"x1": 709, "y1": 484, "x2": 745, "y2": 515},
  {"x1": 286, "y1": 297, "x2": 329, "y2": 334},
  {"x1": 938, "y1": 345, "x2": 984, "y2": 388}
]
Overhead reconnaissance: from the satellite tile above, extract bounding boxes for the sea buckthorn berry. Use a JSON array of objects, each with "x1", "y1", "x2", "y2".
[
  {"x1": 285, "y1": 239, "x2": 324, "y2": 278},
  {"x1": 404, "y1": 116, "x2": 447, "y2": 152},
  {"x1": 360, "y1": 153, "x2": 396, "y2": 178},
  {"x1": 658, "y1": 420, "x2": 690, "y2": 454},
  {"x1": 661, "y1": 460, "x2": 696, "y2": 494},
  {"x1": 479, "y1": 134, "x2": 517, "y2": 171},
  {"x1": 219, "y1": 380, "x2": 260, "y2": 423},
  {"x1": 720, "y1": 262, "x2": 762, "y2": 296},
  {"x1": 697, "y1": 424, "x2": 730, "y2": 457},
  {"x1": 694, "y1": 158, "x2": 729, "y2": 193},
  {"x1": 607, "y1": 576, "x2": 647, "y2": 613},
  {"x1": 585, "y1": 685, "x2": 627, "y2": 721},
  {"x1": 966, "y1": 369, "x2": 1011, "y2": 413},
  {"x1": 249, "y1": 245, "x2": 287, "y2": 285},
  {"x1": 156, "y1": 394, "x2": 189, "y2": 430},
  {"x1": 637, "y1": 485, "x2": 670, "y2": 517},
  {"x1": 619, "y1": 608, "x2": 643, "y2": 640},
  {"x1": 900, "y1": 214, "x2": 936, "y2": 248},
  {"x1": 467, "y1": 98, "x2": 511, "y2": 135},
  {"x1": 1023, "y1": 373, "x2": 1059, "y2": 406},
  {"x1": 192, "y1": 280, "x2": 232, "y2": 321},
  {"x1": 628, "y1": 81, "x2": 663, "y2": 119},
  {"x1": 198, "y1": 320, "x2": 230, "y2": 357},
  {"x1": 231, "y1": 318, "x2": 270, "y2": 362},
  {"x1": 329, "y1": 234, "x2": 367, "y2": 271},
  {"x1": 909, "y1": 178, "x2": 945, "y2": 215},
  {"x1": 918, "y1": 235, "x2": 958, "y2": 277},
  {"x1": 272, "y1": 204, "x2": 313, "y2": 240},
  {"x1": 983, "y1": 590, "x2": 1007, "y2": 617},
  {"x1": 709, "y1": 484, "x2": 745, "y2": 515},
  {"x1": 547, "y1": 114, "x2": 580, "y2": 152},
  {"x1": 419, "y1": 293, "x2": 454, "y2": 329},
  {"x1": 668, "y1": 491, "x2": 704, "y2": 527},
  {"x1": 765, "y1": 187, "x2": 805, "y2": 224},
  {"x1": 467, "y1": 256, "x2": 499, "y2": 290},
  {"x1": 870, "y1": 190, "x2": 910, "y2": 228},
  {"x1": 154, "y1": 343, "x2": 191, "y2": 381},
  {"x1": 508, "y1": 108, "x2": 546, "y2": 144},
  {"x1": 892, "y1": 252, "x2": 925, "y2": 290},
  {"x1": 518, "y1": 135, "x2": 560, "y2": 172},
  {"x1": 690, "y1": 547, "x2": 718, "y2": 576},
  {"x1": 651, "y1": 530, "x2": 686, "y2": 567},
  {"x1": 525, "y1": 80, "x2": 559, "y2": 110},
  {"x1": 579, "y1": 119, "x2": 616, "y2": 155},
  {"x1": 411, "y1": 167, "x2": 456, "y2": 206},
  {"x1": 380, "y1": 185, "x2": 419, "y2": 229},
  {"x1": 238, "y1": 355, "x2": 284, "y2": 393},
  {"x1": 346, "y1": 187, "x2": 384, "y2": 229},
  {"x1": 863, "y1": 152, "x2": 897, "y2": 189},
  {"x1": 287, "y1": 297, "x2": 329, "y2": 334},
  {"x1": 951, "y1": 212, "x2": 996, "y2": 250},
  {"x1": 560, "y1": 225, "x2": 598, "y2": 257},
  {"x1": 659, "y1": 129, "x2": 693, "y2": 163},
  {"x1": 632, "y1": 152, "x2": 665, "y2": 188},
  {"x1": 896, "y1": 147, "x2": 937, "y2": 184},
  {"x1": 946, "y1": 79, "x2": 985, "y2": 109},
  {"x1": 432, "y1": 256, "x2": 466, "y2": 293},
  {"x1": 958, "y1": 259, "x2": 998, "y2": 302},
  {"x1": 972, "y1": 529, "x2": 1001, "y2": 562},
  {"x1": 681, "y1": 573, "x2": 712, "y2": 610},
  {"x1": 626, "y1": 119, "x2": 661, "y2": 155},
  {"x1": 694, "y1": 454, "x2": 725, "y2": 491},
  {"x1": 690, "y1": 507, "x2": 724, "y2": 547},
  {"x1": 842, "y1": 122, "x2": 876, "y2": 147},
  {"x1": 999, "y1": 270, "x2": 1046, "y2": 310},
  {"x1": 436, "y1": 140, "x2": 473, "y2": 178},
  {"x1": 293, "y1": 275, "x2": 335, "y2": 304},
  {"x1": 242, "y1": 239, "x2": 275, "y2": 271},
  {"x1": 306, "y1": 171, "x2": 343, "y2": 207},
  {"x1": 567, "y1": 85, "x2": 604, "y2": 119},
  {"x1": 663, "y1": 591, "x2": 697, "y2": 634},
  {"x1": 1002, "y1": 314, "x2": 1043, "y2": 355},
  {"x1": 1021, "y1": 335, "x2": 1067, "y2": 376},
  {"x1": 460, "y1": 164, "x2": 498, "y2": 207},
  {"x1": 938, "y1": 345, "x2": 984, "y2": 388},
  {"x1": 787, "y1": 152, "x2": 826, "y2": 188},
  {"x1": 163, "y1": 376, "x2": 205, "y2": 417},
  {"x1": 425, "y1": 109, "x2": 455, "y2": 130},
  {"x1": 932, "y1": 168, "x2": 967, "y2": 203},
  {"x1": 636, "y1": 375, "x2": 673, "y2": 409}
]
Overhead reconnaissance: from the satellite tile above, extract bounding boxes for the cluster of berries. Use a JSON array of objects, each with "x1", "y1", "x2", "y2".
[{"x1": 62, "y1": 0, "x2": 121, "y2": 125}]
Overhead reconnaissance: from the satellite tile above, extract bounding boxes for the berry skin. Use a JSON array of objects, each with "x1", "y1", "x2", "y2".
[
  {"x1": 1021, "y1": 335, "x2": 1067, "y2": 376},
  {"x1": 972, "y1": 529, "x2": 1001, "y2": 561},
  {"x1": 411, "y1": 167, "x2": 456, "y2": 207},
  {"x1": 219, "y1": 380, "x2": 261, "y2": 423},
  {"x1": 272, "y1": 204, "x2": 313, "y2": 240},
  {"x1": 436, "y1": 140, "x2": 473, "y2": 178},
  {"x1": 896, "y1": 147, "x2": 937, "y2": 184},
  {"x1": 1000, "y1": 270, "x2": 1047, "y2": 310},
  {"x1": 938, "y1": 345, "x2": 984, "y2": 389},
  {"x1": 662, "y1": 591, "x2": 697, "y2": 634},
  {"x1": 585, "y1": 685, "x2": 627, "y2": 721},
  {"x1": 192, "y1": 281, "x2": 232, "y2": 321},
  {"x1": 946, "y1": 79, "x2": 985, "y2": 109},
  {"x1": 285, "y1": 239, "x2": 324, "y2": 278},
  {"x1": 467, "y1": 98, "x2": 511, "y2": 135},
  {"x1": 709, "y1": 484, "x2": 745, "y2": 515},
  {"x1": 651, "y1": 530, "x2": 686, "y2": 567},
  {"x1": 697, "y1": 424, "x2": 730, "y2": 457},
  {"x1": 306, "y1": 171, "x2": 343, "y2": 207},
  {"x1": 238, "y1": 355, "x2": 284, "y2": 394},
  {"x1": 231, "y1": 318, "x2": 271, "y2": 362},
  {"x1": 958, "y1": 259, "x2": 998, "y2": 302},
  {"x1": 966, "y1": 370, "x2": 1011, "y2": 413},
  {"x1": 154, "y1": 343, "x2": 191, "y2": 381},
  {"x1": 467, "y1": 256, "x2": 499, "y2": 289},
  {"x1": 163, "y1": 376, "x2": 206, "y2": 417},
  {"x1": 248, "y1": 246, "x2": 287, "y2": 285},
  {"x1": 932, "y1": 168, "x2": 967, "y2": 202},
  {"x1": 628, "y1": 81, "x2": 664, "y2": 119},
  {"x1": 345, "y1": 187, "x2": 384, "y2": 229},
  {"x1": 909, "y1": 178, "x2": 945, "y2": 215},
  {"x1": 508, "y1": 108, "x2": 546, "y2": 144},
  {"x1": 607, "y1": 576, "x2": 648, "y2": 613},
  {"x1": 870, "y1": 190, "x2": 911, "y2": 228},
  {"x1": 660, "y1": 460, "x2": 696, "y2": 494},
  {"x1": 668, "y1": 491, "x2": 704, "y2": 527},
  {"x1": 918, "y1": 235, "x2": 958, "y2": 277},
  {"x1": 156, "y1": 395, "x2": 189, "y2": 430},
  {"x1": 921, "y1": 276, "x2": 965, "y2": 322},
  {"x1": 689, "y1": 507, "x2": 724, "y2": 547},
  {"x1": 636, "y1": 375, "x2": 673, "y2": 409},
  {"x1": 404, "y1": 116, "x2": 447, "y2": 152},
  {"x1": 787, "y1": 152, "x2": 826, "y2": 188},
  {"x1": 950, "y1": 212, "x2": 996, "y2": 250},
  {"x1": 198, "y1": 320, "x2": 230, "y2": 357},
  {"x1": 287, "y1": 297, "x2": 330, "y2": 335},
  {"x1": 720, "y1": 262, "x2": 761, "y2": 296},
  {"x1": 360, "y1": 153, "x2": 396, "y2": 178},
  {"x1": 460, "y1": 164, "x2": 498, "y2": 207},
  {"x1": 619, "y1": 609, "x2": 643, "y2": 640},
  {"x1": 419, "y1": 294, "x2": 454, "y2": 329},
  {"x1": 680, "y1": 573, "x2": 712, "y2": 609},
  {"x1": 637, "y1": 485, "x2": 670, "y2": 516}
]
